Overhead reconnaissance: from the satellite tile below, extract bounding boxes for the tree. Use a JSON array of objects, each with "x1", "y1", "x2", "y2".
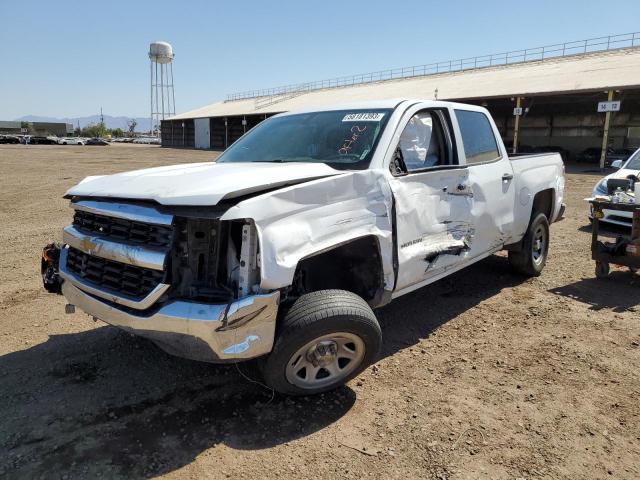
[
  {"x1": 20, "y1": 121, "x2": 34, "y2": 134},
  {"x1": 127, "y1": 119, "x2": 137, "y2": 135},
  {"x1": 111, "y1": 128, "x2": 124, "y2": 138},
  {"x1": 80, "y1": 122, "x2": 107, "y2": 138}
]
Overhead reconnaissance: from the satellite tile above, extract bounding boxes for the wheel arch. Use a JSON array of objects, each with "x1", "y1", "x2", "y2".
[
  {"x1": 290, "y1": 235, "x2": 390, "y2": 308},
  {"x1": 505, "y1": 188, "x2": 555, "y2": 252},
  {"x1": 531, "y1": 188, "x2": 555, "y2": 221}
]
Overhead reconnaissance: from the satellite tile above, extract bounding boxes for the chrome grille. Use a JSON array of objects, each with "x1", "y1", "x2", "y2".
[
  {"x1": 65, "y1": 247, "x2": 164, "y2": 299},
  {"x1": 73, "y1": 209, "x2": 174, "y2": 248}
]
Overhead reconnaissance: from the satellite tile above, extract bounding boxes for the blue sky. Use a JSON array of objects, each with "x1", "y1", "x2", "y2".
[{"x1": 2, "y1": 0, "x2": 640, "y2": 119}]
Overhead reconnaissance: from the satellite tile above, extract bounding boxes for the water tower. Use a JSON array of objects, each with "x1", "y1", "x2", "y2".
[{"x1": 149, "y1": 41, "x2": 176, "y2": 136}]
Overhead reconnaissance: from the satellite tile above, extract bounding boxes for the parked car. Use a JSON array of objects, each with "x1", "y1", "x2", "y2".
[
  {"x1": 575, "y1": 146, "x2": 632, "y2": 167},
  {"x1": 0, "y1": 135, "x2": 20, "y2": 144},
  {"x1": 42, "y1": 100, "x2": 565, "y2": 395},
  {"x1": 132, "y1": 136, "x2": 160, "y2": 144},
  {"x1": 58, "y1": 137, "x2": 85, "y2": 146},
  {"x1": 29, "y1": 136, "x2": 58, "y2": 145},
  {"x1": 589, "y1": 147, "x2": 640, "y2": 227},
  {"x1": 85, "y1": 138, "x2": 109, "y2": 146},
  {"x1": 607, "y1": 148, "x2": 636, "y2": 165}
]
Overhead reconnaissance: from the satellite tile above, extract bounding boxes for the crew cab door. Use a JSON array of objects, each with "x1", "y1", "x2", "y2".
[
  {"x1": 452, "y1": 108, "x2": 516, "y2": 254},
  {"x1": 386, "y1": 107, "x2": 475, "y2": 292}
]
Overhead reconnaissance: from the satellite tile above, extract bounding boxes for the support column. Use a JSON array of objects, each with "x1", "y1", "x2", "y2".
[
  {"x1": 599, "y1": 90, "x2": 614, "y2": 170},
  {"x1": 224, "y1": 117, "x2": 228, "y2": 149},
  {"x1": 512, "y1": 96, "x2": 521, "y2": 155}
]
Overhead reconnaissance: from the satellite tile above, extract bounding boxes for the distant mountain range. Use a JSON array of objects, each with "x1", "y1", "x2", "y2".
[{"x1": 15, "y1": 115, "x2": 152, "y2": 132}]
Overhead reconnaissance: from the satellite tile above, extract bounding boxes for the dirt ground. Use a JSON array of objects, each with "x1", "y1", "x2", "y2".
[{"x1": 0, "y1": 143, "x2": 638, "y2": 480}]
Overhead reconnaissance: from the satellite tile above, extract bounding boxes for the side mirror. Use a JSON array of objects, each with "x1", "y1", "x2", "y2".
[{"x1": 611, "y1": 159, "x2": 623, "y2": 169}]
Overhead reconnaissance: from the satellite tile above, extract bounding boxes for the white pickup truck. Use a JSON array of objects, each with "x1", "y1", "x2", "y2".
[{"x1": 42, "y1": 100, "x2": 565, "y2": 395}]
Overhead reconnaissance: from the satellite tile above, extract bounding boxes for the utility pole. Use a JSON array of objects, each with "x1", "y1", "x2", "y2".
[
  {"x1": 599, "y1": 90, "x2": 614, "y2": 171},
  {"x1": 512, "y1": 97, "x2": 522, "y2": 154}
]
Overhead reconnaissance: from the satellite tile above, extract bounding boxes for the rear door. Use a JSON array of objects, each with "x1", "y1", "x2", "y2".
[
  {"x1": 452, "y1": 108, "x2": 516, "y2": 253},
  {"x1": 387, "y1": 106, "x2": 475, "y2": 292}
]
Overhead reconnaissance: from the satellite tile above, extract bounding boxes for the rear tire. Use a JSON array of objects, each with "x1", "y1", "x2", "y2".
[
  {"x1": 509, "y1": 212, "x2": 549, "y2": 277},
  {"x1": 261, "y1": 289, "x2": 381, "y2": 396}
]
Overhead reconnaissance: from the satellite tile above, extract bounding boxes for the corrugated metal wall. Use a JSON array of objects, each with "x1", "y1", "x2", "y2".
[
  {"x1": 163, "y1": 114, "x2": 275, "y2": 150},
  {"x1": 160, "y1": 119, "x2": 195, "y2": 147}
]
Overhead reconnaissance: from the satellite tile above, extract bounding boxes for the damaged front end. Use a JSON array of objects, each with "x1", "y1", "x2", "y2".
[
  {"x1": 41, "y1": 199, "x2": 280, "y2": 363},
  {"x1": 41, "y1": 242, "x2": 62, "y2": 294}
]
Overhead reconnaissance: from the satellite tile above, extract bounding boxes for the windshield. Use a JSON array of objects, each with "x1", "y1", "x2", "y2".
[
  {"x1": 217, "y1": 109, "x2": 392, "y2": 170},
  {"x1": 624, "y1": 148, "x2": 640, "y2": 170}
]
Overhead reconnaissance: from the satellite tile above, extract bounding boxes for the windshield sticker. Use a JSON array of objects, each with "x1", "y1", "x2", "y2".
[
  {"x1": 338, "y1": 125, "x2": 367, "y2": 155},
  {"x1": 342, "y1": 112, "x2": 385, "y2": 122}
]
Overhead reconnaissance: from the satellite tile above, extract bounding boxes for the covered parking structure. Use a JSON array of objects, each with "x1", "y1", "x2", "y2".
[{"x1": 162, "y1": 33, "x2": 640, "y2": 166}]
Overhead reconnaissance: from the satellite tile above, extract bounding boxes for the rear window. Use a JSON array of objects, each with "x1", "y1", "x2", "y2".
[{"x1": 455, "y1": 110, "x2": 500, "y2": 164}]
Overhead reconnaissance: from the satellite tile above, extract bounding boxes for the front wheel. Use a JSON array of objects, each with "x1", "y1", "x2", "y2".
[
  {"x1": 508, "y1": 212, "x2": 550, "y2": 277},
  {"x1": 261, "y1": 289, "x2": 382, "y2": 396}
]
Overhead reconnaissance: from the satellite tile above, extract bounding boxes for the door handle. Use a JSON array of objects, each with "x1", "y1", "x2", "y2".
[{"x1": 502, "y1": 173, "x2": 514, "y2": 181}]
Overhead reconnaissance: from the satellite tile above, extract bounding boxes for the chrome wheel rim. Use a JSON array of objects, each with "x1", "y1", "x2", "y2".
[
  {"x1": 285, "y1": 332, "x2": 365, "y2": 390},
  {"x1": 532, "y1": 224, "x2": 547, "y2": 265}
]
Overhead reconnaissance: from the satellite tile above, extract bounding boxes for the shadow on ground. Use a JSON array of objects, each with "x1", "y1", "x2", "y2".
[
  {"x1": 0, "y1": 255, "x2": 526, "y2": 479},
  {"x1": 549, "y1": 272, "x2": 639, "y2": 312},
  {"x1": 376, "y1": 254, "x2": 524, "y2": 357}
]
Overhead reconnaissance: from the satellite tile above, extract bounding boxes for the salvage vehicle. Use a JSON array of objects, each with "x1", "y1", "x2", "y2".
[
  {"x1": 58, "y1": 137, "x2": 85, "y2": 145},
  {"x1": 41, "y1": 100, "x2": 565, "y2": 395},
  {"x1": 85, "y1": 138, "x2": 109, "y2": 146},
  {"x1": 589, "y1": 147, "x2": 640, "y2": 227}
]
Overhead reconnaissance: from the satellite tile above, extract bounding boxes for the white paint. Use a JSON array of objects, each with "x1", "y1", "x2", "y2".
[
  {"x1": 67, "y1": 100, "x2": 565, "y2": 301},
  {"x1": 588, "y1": 159, "x2": 640, "y2": 224},
  {"x1": 194, "y1": 118, "x2": 211, "y2": 149},
  {"x1": 66, "y1": 162, "x2": 341, "y2": 205},
  {"x1": 221, "y1": 169, "x2": 395, "y2": 292}
]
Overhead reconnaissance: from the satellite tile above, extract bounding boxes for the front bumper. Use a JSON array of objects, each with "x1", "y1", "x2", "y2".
[
  {"x1": 589, "y1": 204, "x2": 633, "y2": 228},
  {"x1": 61, "y1": 280, "x2": 280, "y2": 362}
]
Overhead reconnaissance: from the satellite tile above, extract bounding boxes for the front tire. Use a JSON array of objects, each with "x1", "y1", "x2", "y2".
[
  {"x1": 261, "y1": 289, "x2": 382, "y2": 396},
  {"x1": 508, "y1": 212, "x2": 550, "y2": 277}
]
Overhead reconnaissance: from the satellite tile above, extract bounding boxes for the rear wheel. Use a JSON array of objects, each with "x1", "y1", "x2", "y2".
[
  {"x1": 261, "y1": 289, "x2": 381, "y2": 396},
  {"x1": 509, "y1": 212, "x2": 549, "y2": 277}
]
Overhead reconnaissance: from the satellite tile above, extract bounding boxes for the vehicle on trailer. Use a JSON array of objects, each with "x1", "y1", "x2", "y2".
[
  {"x1": 589, "y1": 148, "x2": 640, "y2": 228},
  {"x1": 41, "y1": 100, "x2": 565, "y2": 395}
]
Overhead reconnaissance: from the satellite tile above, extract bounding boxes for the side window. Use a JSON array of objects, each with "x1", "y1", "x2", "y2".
[
  {"x1": 454, "y1": 110, "x2": 500, "y2": 164},
  {"x1": 398, "y1": 111, "x2": 447, "y2": 172}
]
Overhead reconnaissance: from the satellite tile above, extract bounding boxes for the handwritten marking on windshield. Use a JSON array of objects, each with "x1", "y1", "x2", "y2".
[{"x1": 338, "y1": 125, "x2": 367, "y2": 155}]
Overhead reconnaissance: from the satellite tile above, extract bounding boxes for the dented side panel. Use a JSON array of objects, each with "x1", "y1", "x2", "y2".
[
  {"x1": 465, "y1": 156, "x2": 516, "y2": 254},
  {"x1": 221, "y1": 170, "x2": 395, "y2": 292},
  {"x1": 389, "y1": 168, "x2": 475, "y2": 291}
]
